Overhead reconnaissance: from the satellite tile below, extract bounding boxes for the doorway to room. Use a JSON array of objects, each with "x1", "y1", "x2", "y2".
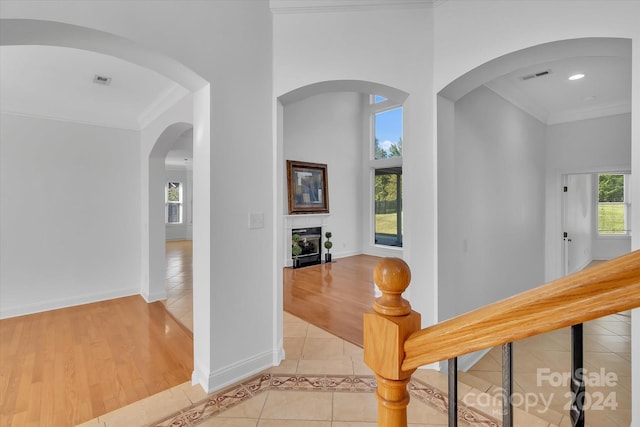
[{"x1": 562, "y1": 171, "x2": 631, "y2": 276}]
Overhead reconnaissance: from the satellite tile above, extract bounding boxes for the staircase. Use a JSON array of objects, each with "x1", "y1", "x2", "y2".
[{"x1": 363, "y1": 252, "x2": 639, "y2": 426}]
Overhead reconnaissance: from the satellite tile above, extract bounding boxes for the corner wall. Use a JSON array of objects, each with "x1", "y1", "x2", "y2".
[{"x1": 438, "y1": 86, "x2": 546, "y2": 322}]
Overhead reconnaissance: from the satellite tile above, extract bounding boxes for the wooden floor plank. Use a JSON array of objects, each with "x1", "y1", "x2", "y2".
[
  {"x1": 283, "y1": 254, "x2": 380, "y2": 347},
  {"x1": 0, "y1": 296, "x2": 193, "y2": 426}
]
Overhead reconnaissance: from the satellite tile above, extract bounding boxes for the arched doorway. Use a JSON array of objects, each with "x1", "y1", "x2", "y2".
[
  {"x1": 275, "y1": 80, "x2": 409, "y2": 341},
  {"x1": 435, "y1": 40, "x2": 633, "y2": 421},
  {"x1": 1, "y1": 17, "x2": 210, "y2": 385}
]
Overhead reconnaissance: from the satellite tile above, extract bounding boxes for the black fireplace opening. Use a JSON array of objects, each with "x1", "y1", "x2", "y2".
[{"x1": 292, "y1": 227, "x2": 322, "y2": 268}]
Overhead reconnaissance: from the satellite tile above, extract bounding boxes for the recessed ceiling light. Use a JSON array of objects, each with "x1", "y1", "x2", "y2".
[{"x1": 568, "y1": 73, "x2": 585, "y2": 81}]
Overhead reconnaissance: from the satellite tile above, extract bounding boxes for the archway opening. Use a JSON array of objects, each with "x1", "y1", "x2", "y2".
[{"x1": 436, "y1": 38, "x2": 631, "y2": 374}]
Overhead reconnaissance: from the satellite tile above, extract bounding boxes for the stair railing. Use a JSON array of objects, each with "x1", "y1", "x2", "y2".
[{"x1": 364, "y1": 250, "x2": 640, "y2": 426}]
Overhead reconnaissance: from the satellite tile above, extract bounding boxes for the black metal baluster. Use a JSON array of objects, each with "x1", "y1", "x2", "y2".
[
  {"x1": 448, "y1": 357, "x2": 457, "y2": 427},
  {"x1": 571, "y1": 323, "x2": 585, "y2": 427},
  {"x1": 502, "y1": 342, "x2": 513, "y2": 427}
]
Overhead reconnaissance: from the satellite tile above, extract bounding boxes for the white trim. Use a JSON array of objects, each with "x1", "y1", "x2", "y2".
[
  {"x1": 0, "y1": 108, "x2": 140, "y2": 131},
  {"x1": 547, "y1": 101, "x2": 631, "y2": 125},
  {"x1": 138, "y1": 83, "x2": 190, "y2": 129},
  {"x1": 438, "y1": 348, "x2": 491, "y2": 373},
  {"x1": 196, "y1": 349, "x2": 277, "y2": 394},
  {"x1": 270, "y1": 0, "x2": 437, "y2": 14},
  {"x1": 141, "y1": 288, "x2": 167, "y2": 303},
  {"x1": 0, "y1": 288, "x2": 139, "y2": 319}
]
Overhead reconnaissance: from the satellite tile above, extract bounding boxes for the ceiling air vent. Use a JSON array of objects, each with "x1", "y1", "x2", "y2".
[
  {"x1": 93, "y1": 74, "x2": 112, "y2": 85},
  {"x1": 521, "y1": 69, "x2": 552, "y2": 81}
]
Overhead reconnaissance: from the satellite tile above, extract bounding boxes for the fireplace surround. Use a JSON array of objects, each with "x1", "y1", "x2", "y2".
[{"x1": 292, "y1": 227, "x2": 322, "y2": 268}]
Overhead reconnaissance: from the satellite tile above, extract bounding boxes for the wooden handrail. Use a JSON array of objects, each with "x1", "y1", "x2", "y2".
[
  {"x1": 364, "y1": 250, "x2": 640, "y2": 426},
  {"x1": 402, "y1": 249, "x2": 640, "y2": 371}
]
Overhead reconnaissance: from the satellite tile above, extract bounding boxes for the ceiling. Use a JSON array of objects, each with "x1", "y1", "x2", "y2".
[
  {"x1": 0, "y1": 43, "x2": 631, "y2": 165},
  {"x1": 485, "y1": 55, "x2": 631, "y2": 125},
  {"x1": 0, "y1": 45, "x2": 189, "y2": 131}
]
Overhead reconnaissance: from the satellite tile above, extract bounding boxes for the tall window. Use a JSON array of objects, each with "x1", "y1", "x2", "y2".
[
  {"x1": 597, "y1": 173, "x2": 629, "y2": 235},
  {"x1": 371, "y1": 96, "x2": 403, "y2": 247},
  {"x1": 166, "y1": 182, "x2": 182, "y2": 224},
  {"x1": 375, "y1": 167, "x2": 402, "y2": 247}
]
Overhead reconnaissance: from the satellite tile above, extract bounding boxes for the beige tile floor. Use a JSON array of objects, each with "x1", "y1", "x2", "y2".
[
  {"x1": 464, "y1": 311, "x2": 631, "y2": 427},
  {"x1": 78, "y1": 246, "x2": 632, "y2": 426}
]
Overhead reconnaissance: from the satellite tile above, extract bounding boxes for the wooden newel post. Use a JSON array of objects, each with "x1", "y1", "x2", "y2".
[{"x1": 364, "y1": 257, "x2": 421, "y2": 427}]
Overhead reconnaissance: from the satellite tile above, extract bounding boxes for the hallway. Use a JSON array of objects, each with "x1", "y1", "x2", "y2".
[
  {"x1": 0, "y1": 242, "x2": 629, "y2": 426},
  {"x1": 157, "y1": 242, "x2": 630, "y2": 427}
]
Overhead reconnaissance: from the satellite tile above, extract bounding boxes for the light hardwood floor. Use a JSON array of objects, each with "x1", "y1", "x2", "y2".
[
  {"x1": 283, "y1": 255, "x2": 380, "y2": 347},
  {"x1": 0, "y1": 296, "x2": 193, "y2": 426},
  {"x1": 1, "y1": 243, "x2": 631, "y2": 427}
]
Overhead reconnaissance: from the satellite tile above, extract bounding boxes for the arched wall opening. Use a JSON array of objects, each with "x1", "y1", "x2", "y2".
[
  {"x1": 275, "y1": 79, "x2": 409, "y2": 336},
  {"x1": 148, "y1": 122, "x2": 194, "y2": 302},
  {"x1": 436, "y1": 37, "x2": 632, "y2": 371},
  {"x1": 0, "y1": 20, "x2": 210, "y2": 379}
]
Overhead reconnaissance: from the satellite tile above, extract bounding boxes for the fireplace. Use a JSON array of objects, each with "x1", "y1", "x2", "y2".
[{"x1": 292, "y1": 227, "x2": 322, "y2": 268}]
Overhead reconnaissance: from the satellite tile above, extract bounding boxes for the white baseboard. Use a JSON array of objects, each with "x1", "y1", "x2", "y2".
[
  {"x1": 273, "y1": 339, "x2": 285, "y2": 365},
  {"x1": 572, "y1": 257, "x2": 593, "y2": 274},
  {"x1": 439, "y1": 348, "x2": 491, "y2": 373},
  {"x1": 142, "y1": 289, "x2": 167, "y2": 303},
  {"x1": 194, "y1": 349, "x2": 279, "y2": 394},
  {"x1": 0, "y1": 287, "x2": 139, "y2": 319}
]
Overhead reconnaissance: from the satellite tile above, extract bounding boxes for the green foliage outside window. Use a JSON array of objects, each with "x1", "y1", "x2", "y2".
[
  {"x1": 168, "y1": 182, "x2": 181, "y2": 202},
  {"x1": 598, "y1": 174, "x2": 624, "y2": 202},
  {"x1": 598, "y1": 174, "x2": 626, "y2": 235}
]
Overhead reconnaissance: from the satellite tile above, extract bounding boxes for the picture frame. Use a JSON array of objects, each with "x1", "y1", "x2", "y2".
[{"x1": 287, "y1": 160, "x2": 329, "y2": 214}]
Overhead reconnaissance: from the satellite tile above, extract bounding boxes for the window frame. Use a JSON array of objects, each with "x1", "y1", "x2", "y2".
[
  {"x1": 596, "y1": 173, "x2": 630, "y2": 237},
  {"x1": 166, "y1": 181, "x2": 183, "y2": 225},
  {"x1": 368, "y1": 95, "x2": 404, "y2": 248}
]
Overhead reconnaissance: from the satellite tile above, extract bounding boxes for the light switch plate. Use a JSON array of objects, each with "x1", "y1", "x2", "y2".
[{"x1": 249, "y1": 212, "x2": 264, "y2": 229}]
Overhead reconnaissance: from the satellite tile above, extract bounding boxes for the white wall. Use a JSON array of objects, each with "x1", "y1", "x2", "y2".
[
  {"x1": 433, "y1": 2, "x2": 640, "y2": 420},
  {"x1": 438, "y1": 86, "x2": 546, "y2": 321},
  {"x1": 1, "y1": 0, "x2": 274, "y2": 394},
  {"x1": 283, "y1": 92, "x2": 364, "y2": 261},
  {"x1": 546, "y1": 113, "x2": 631, "y2": 277},
  {"x1": 0, "y1": 112, "x2": 141, "y2": 318},
  {"x1": 274, "y1": 4, "x2": 436, "y2": 326}
]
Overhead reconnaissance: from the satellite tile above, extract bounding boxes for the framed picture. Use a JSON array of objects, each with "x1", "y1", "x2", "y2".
[{"x1": 287, "y1": 160, "x2": 329, "y2": 214}]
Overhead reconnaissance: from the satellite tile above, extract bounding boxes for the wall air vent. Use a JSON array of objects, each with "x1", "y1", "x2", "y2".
[
  {"x1": 93, "y1": 74, "x2": 112, "y2": 85},
  {"x1": 521, "y1": 69, "x2": 552, "y2": 81}
]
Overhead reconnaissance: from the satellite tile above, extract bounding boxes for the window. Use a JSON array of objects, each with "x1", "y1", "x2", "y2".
[
  {"x1": 597, "y1": 174, "x2": 629, "y2": 235},
  {"x1": 374, "y1": 107, "x2": 402, "y2": 160},
  {"x1": 375, "y1": 167, "x2": 402, "y2": 247},
  {"x1": 370, "y1": 95, "x2": 403, "y2": 247},
  {"x1": 166, "y1": 182, "x2": 182, "y2": 224}
]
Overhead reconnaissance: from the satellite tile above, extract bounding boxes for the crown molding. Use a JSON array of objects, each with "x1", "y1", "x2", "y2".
[
  {"x1": 483, "y1": 82, "x2": 631, "y2": 126},
  {"x1": 137, "y1": 83, "x2": 190, "y2": 129},
  {"x1": 547, "y1": 101, "x2": 631, "y2": 125},
  {"x1": 270, "y1": 0, "x2": 442, "y2": 14},
  {"x1": 0, "y1": 108, "x2": 140, "y2": 131}
]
